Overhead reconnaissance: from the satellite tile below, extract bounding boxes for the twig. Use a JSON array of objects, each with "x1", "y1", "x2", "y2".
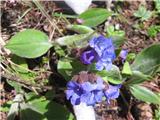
[
  {"x1": 1, "y1": 73, "x2": 52, "y2": 91},
  {"x1": 17, "y1": 8, "x2": 32, "y2": 24}
]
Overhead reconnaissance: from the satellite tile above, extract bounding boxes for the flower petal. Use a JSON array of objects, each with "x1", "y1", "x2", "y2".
[
  {"x1": 66, "y1": 90, "x2": 74, "y2": 100},
  {"x1": 71, "y1": 93, "x2": 81, "y2": 105},
  {"x1": 96, "y1": 60, "x2": 104, "y2": 71},
  {"x1": 120, "y1": 49, "x2": 128, "y2": 62},
  {"x1": 67, "y1": 81, "x2": 78, "y2": 89},
  {"x1": 104, "y1": 85, "x2": 121, "y2": 102}
]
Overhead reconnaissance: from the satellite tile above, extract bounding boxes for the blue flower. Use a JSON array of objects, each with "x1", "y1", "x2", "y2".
[
  {"x1": 104, "y1": 84, "x2": 121, "y2": 104},
  {"x1": 66, "y1": 77, "x2": 105, "y2": 105},
  {"x1": 96, "y1": 47, "x2": 116, "y2": 71},
  {"x1": 66, "y1": 81, "x2": 85, "y2": 105},
  {"x1": 88, "y1": 35, "x2": 116, "y2": 71},
  {"x1": 119, "y1": 49, "x2": 128, "y2": 63},
  {"x1": 89, "y1": 36, "x2": 114, "y2": 56},
  {"x1": 80, "y1": 49, "x2": 96, "y2": 65},
  {"x1": 80, "y1": 77, "x2": 105, "y2": 105}
]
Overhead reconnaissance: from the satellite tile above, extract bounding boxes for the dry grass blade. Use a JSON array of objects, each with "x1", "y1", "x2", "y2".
[{"x1": 32, "y1": 0, "x2": 63, "y2": 36}]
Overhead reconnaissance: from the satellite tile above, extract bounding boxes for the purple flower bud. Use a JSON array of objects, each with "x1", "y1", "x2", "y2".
[
  {"x1": 119, "y1": 49, "x2": 128, "y2": 63},
  {"x1": 80, "y1": 49, "x2": 96, "y2": 65}
]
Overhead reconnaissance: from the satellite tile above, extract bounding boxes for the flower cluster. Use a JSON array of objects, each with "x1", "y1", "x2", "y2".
[
  {"x1": 81, "y1": 35, "x2": 116, "y2": 71},
  {"x1": 66, "y1": 76, "x2": 121, "y2": 106},
  {"x1": 66, "y1": 35, "x2": 122, "y2": 106}
]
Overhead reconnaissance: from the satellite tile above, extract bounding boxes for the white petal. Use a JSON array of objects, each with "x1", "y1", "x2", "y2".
[{"x1": 64, "y1": 0, "x2": 92, "y2": 14}]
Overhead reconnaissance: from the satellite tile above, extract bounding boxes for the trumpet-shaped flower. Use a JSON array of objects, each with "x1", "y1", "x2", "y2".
[
  {"x1": 66, "y1": 77, "x2": 105, "y2": 105},
  {"x1": 88, "y1": 35, "x2": 116, "y2": 71},
  {"x1": 104, "y1": 84, "x2": 121, "y2": 104},
  {"x1": 80, "y1": 49, "x2": 96, "y2": 65}
]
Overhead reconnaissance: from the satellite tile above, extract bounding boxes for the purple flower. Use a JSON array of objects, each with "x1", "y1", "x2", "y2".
[
  {"x1": 66, "y1": 81, "x2": 85, "y2": 105},
  {"x1": 89, "y1": 36, "x2": 114, "y2": 56},
  {"x1": 104, "y1": 84, "x2": 121, "y2": 104},
  {"x1": 89, "y1": 35, "x2": 116, "y2": 71},
  {"x1": 66, "y1": 77, "x2": 105, "y2": 105},
  {"x1": 119, "y1": 49, "x2": 128, "y2": 63},
  {"x1": 80, "y1": 77, "x2": 105, "y2": 105},
  {"x1": 96, "y1": 47, "x2": 116, "y2": 71},
  {"x1": 81, "y1": 90, "x2": 104, "y2": 105},
  {"x1": 80, "y1": 49, "x2": 96, "y2": 65}
]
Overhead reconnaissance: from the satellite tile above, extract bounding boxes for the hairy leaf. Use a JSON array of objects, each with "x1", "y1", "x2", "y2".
[
  {"x1": 134, "y1": 5, "x2": 152, "y2": 21},
  {"x1": 79, "y1": 8, "x2": 112, "y2": 27},
  {"x1": 130, "y1": 85, "x2": 160, "y2": 104},
  {"x1": 5, "y1": 29, "x2": 52, "y2": 58},
  {"x1": 56, "y1": 32, "x2": 94, "y2": 48},
  {"x1": 97, "y1": 65, "x2": 123, "y2": 84},
  {"x1": 131, "y1": 44, "x2": 160, "y2": 75},
  {"x1": 67, "y1": 25, "x2": 94, "y2": 34}
]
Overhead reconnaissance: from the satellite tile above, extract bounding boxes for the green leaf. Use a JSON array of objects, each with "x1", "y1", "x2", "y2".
[
  {"x1": 22, "y1": 92, "x2": 74, "y2": 120},
  {"x1": 0, "y1": 101, "x2": 12, "y2": 112},
  {"x1": 11, "y1": 55, "x2": 27, "y2": 68},
  {"x1": 131, "y1": 44, "x2": 160, "y2": 75},
  {"x1": 147, "y1": 25, "x2": 160, "y2": 37},
  {"x1": 7, "y1": 80, "x2": 22, "y2": 93},
  {"x1": 126, "y1": 53, "x2": 136, "y2": 62},
  {"x1": 56, "y1": 32, "x2": 95, "y2": 48},
  {"x1": 155, "y1": 0, "x2": 160, "y2": 13},
  {"x1": 122, "y1": 61, "x2": 132, "y2": 75},
  {"x1": 124, "y1": 71, "x2": 152, "y2": 85},
  {"x1": 11, "y1": 55, "x2": 28, "y2": 73},
  {"x1": 67, "y1": 25, "x2": 94, "y2": 34},
  {"x1": 130, "y1": 85, "x2": 160, "y2": 104},
  {"x1": 79, "y1": 8, "x2": 112, "y2": 27},
  {"x1": 134, "y1": 5, "x2": 152, "y2": 21},
  {"x1": 57, "y1": 59, "x2": 86, "y2": 80},
  {"x1": 5, "y1": 29, "x2": 52, "y2": 58},
  {"x1": 106, "y1": 25, "x2": 125, "y2": 48},
  {"x1": 57, "y1": 59, "x2": 73, "y2": 80},
  {"x1": 97, "y1": 65, "x2": 123, "y2": 84},
  {"x1": 54, "y1": 45, "x2": 65, "y2": 57}
]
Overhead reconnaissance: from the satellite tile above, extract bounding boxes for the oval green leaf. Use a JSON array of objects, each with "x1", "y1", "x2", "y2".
[
  {"x1": 130, "y1": 85, "x2": 160, "y2": 104},
  {"x1": 79, "y1": 8, "x2": 112, "y2": 27},
  {"x1": 5, "y1": 29, "x2": 52, "y2": 58},
  {"x1": 131, "y1": 44, "x2": 160, "y2": 75},
  {"x1": 56, "y1": 32, "x2": 95, "y2": 48},
  {"x1": 97, "y1": 65, "x2": 123, "y2": 84},
  {"x1": 67, "y1": 25, "x2": 94, "y2": 34},
  {"x1": 124, "y1": 71, "x2": 152, "y2": 85}
]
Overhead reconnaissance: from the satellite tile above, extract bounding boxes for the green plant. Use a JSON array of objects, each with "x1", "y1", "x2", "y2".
[
  {"x1": 147, "y1": 25, "x2": 160, "y2": 37},
  {"x1": 134, "y1": 5, "x2": 152, "y2": 21}
]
